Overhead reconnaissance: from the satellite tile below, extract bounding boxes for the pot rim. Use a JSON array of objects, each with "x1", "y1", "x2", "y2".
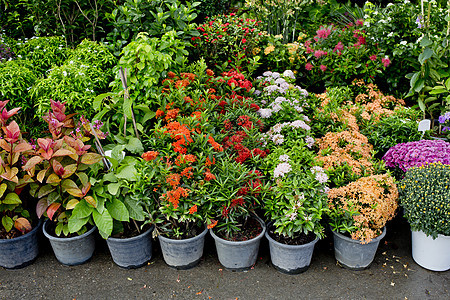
[
  {"x1": 43, "y1": 219, "x2": 97, "y2": 242},
  {"x1": 265, "y1": 228, "x2": 319, "y2": 249},
  {"x1": 411, "y1": 229, "x2": 450, "y2": 239},
  {"x1": 332, "y1": 226, "x2": 386, "y2": 244},
  {"x1": 210, "y1": 215, "x2": 266, "y2": 246},
  {"x1": 107, "y1": 224, "x2": 155, "y2": 243},
  {"x1": 158, "y1": 225, "x2": 208, "y2": 244},
  {"x1": 0, "y1": 218, "x2": 43, "y2": 243}
]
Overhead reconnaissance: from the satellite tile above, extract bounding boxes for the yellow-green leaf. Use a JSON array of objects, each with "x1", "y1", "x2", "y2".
[
  {"x1": 3, "y1": 192, "x2": 21, "y2": 205},
  {"x1": 66, "y1": 199, "x2": 80, "y2": 210},
  {"x1": 46, "y1": 173, "x2": 61, "y2": 184},
  {"x1": 0, "y1": 183, "x2": 7, "y2": 198},
  {"x1": 84, "y1": 196, "x2": 97, "y2": 208},
  {"x1": 81, "y1": 153, "x2": 103, "y2": 165},
  {"x1": 61, "y1": 179, "x2": 84, "y2": 198}
]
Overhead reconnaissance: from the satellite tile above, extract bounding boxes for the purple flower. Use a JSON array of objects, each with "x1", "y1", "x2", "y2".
[{"x1": 383, "y1": 140, "x2": 450, "y2": 171}]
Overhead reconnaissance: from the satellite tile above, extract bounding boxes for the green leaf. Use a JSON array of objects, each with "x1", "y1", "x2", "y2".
[
  {"x1": 115, "y1": 165, "x2": 137, "y2": 180},
  {"x1": 429, "y1": 88, "x2": 447, "y2": 95},
  {"x1": 418, "y1": 99, "x2": 426, "y2": 112},
  {"x1": 68, "y1": 216, "x2": 89, "y2": 233},
  {"x1": 38, "y1": 185, "x2": 55, "y2": 198},
  {"x1": 418, "y1": 48, "x2": 433, "y2": 65},
  {"x1": 107, "y1": 182, "x2": 121, "y2": 195},
  {"x1": 124, "y1": 195, "x2": 145, "y2": 221},
  {"x1": 2, "y1": 215, "x2": 13, "y2": 232},
  {"x1": 0, "y1": 183, "x2": 7, "y2": 198},
  {"x1": 93, "y1": 93, "x2": 114, "y2": 111},
  {"x1": 3, "y1": 192, "x2": 21, "y2": 205},
  {"x1": 71, "y1": 199, "x2": 94, "y2": 219},
  {"x1": 93, "y1": 209, "x2": 113, "y2": 238},
  {"x1": 414, "y1": 79, "x2": 425, "y2": 92},
  {"x1": 123, "y1": 95, "x2": 133, "y2": 119},
  {"x1": 420, "y1": 36, "x2": 433, "y2": 47},
  {"x1": 125, "y1": 137, "x2": 144, "y2": 154},
  {"x1": 106, "y1": 198, "x2": 129, "y2": 222}
]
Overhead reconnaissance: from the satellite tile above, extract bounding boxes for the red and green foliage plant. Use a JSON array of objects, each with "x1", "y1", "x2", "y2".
[
  {"x1": 0, "y1": 101, "x2": 34, "y2": 238},
  {"x1": 23, "y1": 100, "x2": 106, "y2": 236},
  {"x1": 193, "y1": 13, "x2": 264, "y2": 74}
]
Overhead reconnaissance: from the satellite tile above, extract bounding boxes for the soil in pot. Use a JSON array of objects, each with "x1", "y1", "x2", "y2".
[
  {"x1": 159, "y1": 221, "x2": 204, "y2": 240},
  {"x1": 0, "y1": 219, "x2": 39, "y2": 239},
  {"x1": 215, "y1": 217, "x2": 263, "y2": 241},
  {"x1": 268, "y1": 226, "x2": 316, "y2": 246},
  {"x1": 111, "y1": 222, "x2": 152, "y2": 239}
]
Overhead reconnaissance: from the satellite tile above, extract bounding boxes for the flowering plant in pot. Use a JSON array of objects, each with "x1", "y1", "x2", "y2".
[
  {"x1": 22, "y1": 100, "x2": 106, "y2": 265},
  {"x1": 383, "y1": 139, "x2": 450, "y2": 174},
  {"x1": 137, "y1": 110, "x2": 224, "y2": 269},
  {"x1": 398, "y1": 162, "x2": 450, "y2": 271},
  {"x1": 206, "y1": 155, "x2": 266, "y2": 270},
  {"x1": 261, "y1": 139, "x2": 329, "y2": 274},
  {"x1": 0, "y1": 101, "x2": 40, "y2": 269},
  {"x1": 327, "y1": 174, "x2": 398, "y2": 269}
]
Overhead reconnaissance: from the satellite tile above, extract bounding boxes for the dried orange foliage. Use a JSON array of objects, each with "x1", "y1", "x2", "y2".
[
  {"x1": 315, "y1": 130, "x2": 373, "y2": 175},
  {"x1": 328, "y1": 174, "x2": 398, "y2": 243},
  {"x1": 352, "y1": 79, "x2": 405, "y2": 121}
]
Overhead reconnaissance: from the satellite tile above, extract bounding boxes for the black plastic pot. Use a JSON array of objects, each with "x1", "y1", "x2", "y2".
[
  {"x1": 0, "y1": 219, "x2": 42, "y2": 269},
  {"x1": 106, "y1": 225, "x2": 155, "y2": 269}
]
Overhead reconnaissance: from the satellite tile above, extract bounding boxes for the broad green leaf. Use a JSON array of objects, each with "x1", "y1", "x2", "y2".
[
  {"x1": 420, "y1": 36, "x2": 433, "y2": 47},
  {"x1": 68, "y1": 216, "x2": 89, "y2": 233},
  {"x1": 125, "y1": 137, "x2": 143, "y2": 154},
  {"x1": 106, "y1": 198, "x2": 129, "y2": 222},
  {"x1": 2, "y1": 216, "x2": 13, "y2": 232},
  {"x1": 414, "y1": 78, "x2": 425, "y2": 92},
  {"x1": 3, "y1": 192, "x2": 21, "y2": 205},
  {"x1": 418, "y1": 48, "x2": 433, "y2": 65},
  {"x1": 115, "y1": 165, "x2": 137, "y2": 180},
  {"x1": 93, "y1": 209, "x2": 113, "y2": 238},
  {"x1": 72, "y1": 199, "x2": 93, "y2": 219},
  {"x1": 418, "y1": 98, "x2": 426, "y2": 112},
  {"x1": 107, "y1": 182, "x2": 121, "y2": 195},
  {"x1": 124, "y1": 195, "x2": 145, "y2": 221}
]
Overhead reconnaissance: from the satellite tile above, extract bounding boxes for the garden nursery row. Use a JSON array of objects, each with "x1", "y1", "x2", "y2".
[{"x1": 0, "y1": 0, "x2": 449, "y2": 273}]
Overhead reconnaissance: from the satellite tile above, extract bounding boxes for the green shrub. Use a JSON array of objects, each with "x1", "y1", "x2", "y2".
[
  {"x1": 106, "y1": 0, "x2": 200, "y2": 55},
  {"x1": 0, "y1": 60, "x2": 37, "y2": 124},
  {"x1": 30, "y1": 61, "x2": 108, "y2": 117},
  {"x1": 13, "y1": 36, "x2": 69, "y2": 74},
  {"x1": 66, "y1": 39, "x2": 117, "y2": 78}
]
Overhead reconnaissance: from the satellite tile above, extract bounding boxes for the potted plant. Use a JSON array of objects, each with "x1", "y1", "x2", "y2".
[
  {"x1": 137, "y1": 113, "x2": 224, "y2": 269},
  {"x1": 92, "y1": 147, "x2": 154, "y2": 269},
  {"x1": 399, "y1": 162, "x2": 450, "y2": 271},
  {"x1": 262, "y1": 142, "x2": 329, "y2": 274},
  {"x1": 22, "y1": 100, "x2": 105, "y2": 266},
  {"x1": 206, "y1": 155, "x2": 266, "y2": 271},
  {"x1": 0, "y1": 101, "x2": 39, "y2": 269},
  {"x1": 327, "y1": 173, "x2": 398, "y2": 270}
]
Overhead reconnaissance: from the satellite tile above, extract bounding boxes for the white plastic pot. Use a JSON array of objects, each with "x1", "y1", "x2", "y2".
[{"x1": 411, "y1": 230, "x2": 450, "y2": 271}]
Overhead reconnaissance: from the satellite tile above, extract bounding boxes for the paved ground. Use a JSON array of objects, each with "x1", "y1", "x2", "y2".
[{"x1": 0, "y1": 216, "x2": 448, "y2": 300}]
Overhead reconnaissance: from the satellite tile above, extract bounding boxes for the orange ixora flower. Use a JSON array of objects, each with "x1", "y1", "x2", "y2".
[
  {"x1": 207, "y1": 135, "x2": 223, "y2": 152},
  {"x1": 166, "y1": 173, "x2": 181, "y2": 188},
  {"x1": 162, "y1": 187, "x2": 190, "y2": 209},
  {"x1": 165, "y1": 108, "x2": 180, "y2": 121},
  {"x1": 205, "y1": 156, "x2": 215, "y2": 166},
  {"x1": 180, "y1": 72, "x2": 196, "y2": 82},
  {"x1": 207, "y1": 219, "x2": 218, "y2": 229},
  {"x1": 181, "y1": 167, "x2": 193, "y2": 179},
  {"x1": 142, "y1": 151, "x2": 159, "y2": 161},
  {"x1": 155, "y1": 109, "x2": 165, "y2": 118},
  {"x1": 189, "y1": 204, "x2": 197, "y2": 214},
  {"x1": 206, "y1": 69, "x2": 214, "y2": 76},
  {"x1": 204, "y1": 168, "x2": 216, "y2": 181},
  {"x1": 167, "y1": 71, "x2": 176, "y2": 78}
]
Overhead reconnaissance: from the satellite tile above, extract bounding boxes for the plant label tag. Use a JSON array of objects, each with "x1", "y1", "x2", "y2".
[{"x1": 418, "y1": 119, "x2": 431, "y2": 133}]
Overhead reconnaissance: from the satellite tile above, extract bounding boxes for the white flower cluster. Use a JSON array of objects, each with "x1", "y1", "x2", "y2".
[
  {"x1": 263, "y1": 120, "x2": 312, "y2": 146},
  {"x1": 310, "y1": 166, "x2": 328, "y2": 184},
  {"x1": 274, "y1": 162, "x2": 292, "y2": 178}
]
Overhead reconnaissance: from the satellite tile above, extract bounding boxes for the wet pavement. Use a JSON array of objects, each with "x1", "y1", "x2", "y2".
[{"x1": 1, "y1": 216, "x2": 448, "y2": 300}]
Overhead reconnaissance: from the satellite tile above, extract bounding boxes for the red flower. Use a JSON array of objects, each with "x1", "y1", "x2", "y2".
[
  {"x1": 142, "y1": 151, "x2": 159, "y2": 161},
  {"x1": 189, "y1": 205, "x2": 197, "y2": 214}
]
